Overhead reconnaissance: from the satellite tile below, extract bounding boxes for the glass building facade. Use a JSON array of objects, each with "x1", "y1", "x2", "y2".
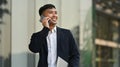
[{"x1": 94, "y1": 0, "x2": 120, "y2": 67}]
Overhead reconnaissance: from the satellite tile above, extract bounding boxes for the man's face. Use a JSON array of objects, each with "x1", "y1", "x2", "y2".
[{"x1": 43, "y1": 8, "x2": 58, "y2": 24}]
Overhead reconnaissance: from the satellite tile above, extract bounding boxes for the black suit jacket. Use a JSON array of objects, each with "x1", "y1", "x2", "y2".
[{"x1": 29, "y1": 27, "x2": 80, "y2": 67}]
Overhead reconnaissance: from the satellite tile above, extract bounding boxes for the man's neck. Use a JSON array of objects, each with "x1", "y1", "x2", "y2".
[{"x1": 49, "y1": 25, "x2": 56, "y2": 31}]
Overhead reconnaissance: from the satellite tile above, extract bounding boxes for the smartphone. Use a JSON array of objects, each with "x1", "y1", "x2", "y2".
[
  {"x1": 40, "y1": 15, "x2": 50, "y2": 23},
  {"x1": 40, "y1": 15, "x2": 45, "y2": 22}
]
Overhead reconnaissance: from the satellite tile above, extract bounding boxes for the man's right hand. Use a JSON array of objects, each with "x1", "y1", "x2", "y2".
[{"x1": 41, "y1": 17, "x2": 50, "y2": 28}]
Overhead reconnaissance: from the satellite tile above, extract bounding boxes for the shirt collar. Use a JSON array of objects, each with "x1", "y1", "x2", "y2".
[{"x1": 50, "y1": 26, "x2": 57, "y2": 33}]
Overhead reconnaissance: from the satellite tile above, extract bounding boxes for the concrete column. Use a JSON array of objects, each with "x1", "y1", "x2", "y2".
[
  {"x1": 11, "y1": 0, "x2": 35, "y2": 67},
  {"x1": 79, "y1": 0, "x2": 93, "y2": 67},
  {"x1": 0, "y1": 0, "x2": 11, "y2": 67}
]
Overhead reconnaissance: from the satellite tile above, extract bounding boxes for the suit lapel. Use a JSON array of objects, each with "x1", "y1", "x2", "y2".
[
  {"x1": 44, "y1": 38, "x2": 48, "y2": 53},
  {"x1": 57, "y1": 27, "x2": 61, "y2": 58},
  {"x1": 56, "y1": 27, "x2": 67, "y2": 61}
]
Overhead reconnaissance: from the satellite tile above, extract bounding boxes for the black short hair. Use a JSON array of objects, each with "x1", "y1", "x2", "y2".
[{"x1": 39, "y1": 4, "x2": 56, "y2": 16}]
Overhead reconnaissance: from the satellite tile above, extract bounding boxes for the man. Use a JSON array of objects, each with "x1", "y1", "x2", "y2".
[{"x1": 29, "y1": 4, "x2": 80, "y2": 67}]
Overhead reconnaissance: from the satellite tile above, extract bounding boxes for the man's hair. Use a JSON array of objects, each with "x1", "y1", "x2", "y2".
[{"x1": 39, "y1": 4, "x2": 56, "y2": 16}]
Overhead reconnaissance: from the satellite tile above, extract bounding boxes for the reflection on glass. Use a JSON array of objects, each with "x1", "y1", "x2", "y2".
[{"x1": 94, "y1": 0, "x2": 120, "y2": 67}]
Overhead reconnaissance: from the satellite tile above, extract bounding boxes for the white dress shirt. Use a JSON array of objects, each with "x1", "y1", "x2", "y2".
[{"x1": 47, "y1": 27, "x2": 57, "y2": 67}]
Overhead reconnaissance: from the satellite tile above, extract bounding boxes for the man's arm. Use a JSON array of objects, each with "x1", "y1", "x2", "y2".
[
  {"x1": 29, "y1": 33, "x2": 40, "y2": 53},
  {"x1": 68, "y1": 31, "x2": 80, "y2": 67},
  {"x1": 29, "y1": 27, "x2": 50, "y2": 53}
]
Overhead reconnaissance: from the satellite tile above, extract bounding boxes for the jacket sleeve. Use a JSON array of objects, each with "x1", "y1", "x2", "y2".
[
  {"x1": 29, "y1": 27, "x2": 50, "y2": 53},
  {"x1": 68, "y1": 30, "x2": 80, "y2": 67}
]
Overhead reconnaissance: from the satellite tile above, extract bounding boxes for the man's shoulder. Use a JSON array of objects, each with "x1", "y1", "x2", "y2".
[
  {"x1": 57, "y1": 27, "x2": 70, "y2": 32},
  {"x1": 57, "y1": 27, "x2": 73, "y2": 36},
  {"x1": 31, "y1": 31, "x2": 42, "y2": 37},
  {"x1": 32, "y1": 27, "x2": 71, "y2": 35},
  {"x1": 32, "y1": 27, "x2": 49, "y2": 35}
]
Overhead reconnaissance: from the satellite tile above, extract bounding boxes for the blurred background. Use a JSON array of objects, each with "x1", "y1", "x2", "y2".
[{"x1": 0, "y1": 0, "x2": 120, "y2": 67}]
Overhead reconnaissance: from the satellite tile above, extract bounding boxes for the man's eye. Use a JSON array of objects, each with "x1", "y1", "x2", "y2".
[{"x1": 48, "y1": 11, "x2": 52, "y2": 13}]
